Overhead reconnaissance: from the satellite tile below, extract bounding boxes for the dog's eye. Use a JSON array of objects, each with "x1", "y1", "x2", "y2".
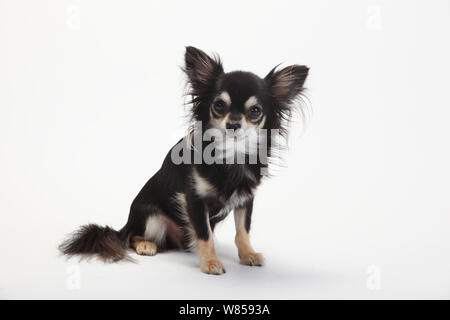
[
  {"x1": 213, "y1": 100, "x2": 226, "y2": 113},
  {"x1": 248, "y1": 106, "x2": 262, "y2": 119}
]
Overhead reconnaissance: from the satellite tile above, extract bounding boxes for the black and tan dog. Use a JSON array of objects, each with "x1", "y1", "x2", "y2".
[{"x1": 59, "y1": 46, "x2": 309, "y2": 275}]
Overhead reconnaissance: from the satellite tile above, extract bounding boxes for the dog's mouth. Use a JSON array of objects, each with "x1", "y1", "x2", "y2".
[
  {"x1": 217, "y1": 127, "x2": 255, "y2": 140},
  {"x1": 228, "y1": 128, "x2": 245, "y2": 139}
]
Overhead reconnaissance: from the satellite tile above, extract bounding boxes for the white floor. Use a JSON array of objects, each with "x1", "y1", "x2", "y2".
[{"x1": 2, "y1": 188, "x2": 449, "y2": 300}]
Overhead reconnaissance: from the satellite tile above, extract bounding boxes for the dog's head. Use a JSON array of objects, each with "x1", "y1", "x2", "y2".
[{"x1": 183, "y1": 46, "x2": 309, "y2": 138}]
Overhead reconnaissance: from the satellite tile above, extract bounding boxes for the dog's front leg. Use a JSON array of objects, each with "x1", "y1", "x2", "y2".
[
  {"x1": 234, "y1": 200, "x2": 265, "y2": 266},
  {"x1": 188, "y1": 196, "x2": 225, "y2": 275}
]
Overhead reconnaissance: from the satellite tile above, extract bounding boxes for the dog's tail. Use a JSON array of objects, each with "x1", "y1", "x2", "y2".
[{"x1": 58, "y1": 224, "x2": 132, "y2": 262}]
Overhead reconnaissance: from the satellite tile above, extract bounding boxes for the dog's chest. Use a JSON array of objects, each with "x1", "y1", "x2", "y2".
[
  {"x1": 208, "y1": 188, "x2": 253, "y2": 221},
  {"x1": 192, "y1": 164, "x2": 259, "y2": 219},
  {"x1": 222, "y1": 188, "x2": 253, "y2": 210}
]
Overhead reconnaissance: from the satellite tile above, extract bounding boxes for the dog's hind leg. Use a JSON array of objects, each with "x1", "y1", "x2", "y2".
[{"x1": 131, "y1": 236, "x2": 157, "y2": 256}]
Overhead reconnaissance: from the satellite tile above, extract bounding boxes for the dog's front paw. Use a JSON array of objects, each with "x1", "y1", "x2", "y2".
[
  {"x1": 200, "y1": 258, "x2": 226, "y2": 275},
  {"x1": 240, "y1": 252, "x2": 265, "y2": 266}
]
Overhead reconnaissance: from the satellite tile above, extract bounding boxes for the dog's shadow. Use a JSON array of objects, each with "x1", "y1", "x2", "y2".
[{"x1": 143, "y1": 243, "x2": 340, "y2": 288}]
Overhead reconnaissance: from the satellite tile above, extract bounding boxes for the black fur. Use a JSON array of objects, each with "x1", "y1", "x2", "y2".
[
  {"x1": 58, "y1": 224, "x2": 130, "y2": 262},
  {"x1": 59, "y1": 46, "x2": 309, "y2": 264}
]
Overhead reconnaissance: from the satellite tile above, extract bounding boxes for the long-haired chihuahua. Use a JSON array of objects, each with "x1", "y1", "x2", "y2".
[{"x1": 59, "y1": 46, "x2": 309, "y2": 275}]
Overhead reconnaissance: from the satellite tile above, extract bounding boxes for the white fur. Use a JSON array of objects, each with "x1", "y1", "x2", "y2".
[
  {"x1": 192, "y1": 168, "x2": 215, "y2": 197},
  {"x1": 210, "y1": 190, "x2": 254, "y2": 220},
  {"x1": 244, "y1": 96, "x2": 258, "y2": 109},
  {"x1": 217, "y1": 91, "x2": 231, "y2": 105},
  {"x1": 144, "y1": 215, "x2": 167, "y2": 245},
  {"x1": 211, "y1": 129, "x2": 260, "y2": 164}
]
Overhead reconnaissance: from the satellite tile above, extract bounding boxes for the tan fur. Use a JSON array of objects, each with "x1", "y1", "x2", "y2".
[
  {"x1": 210, "y1": 91, "x2": 231, "y2": 123},
  {"x1": 215, "y1": 91, "x2": 231, "y2": 105},
  {"x1": 131, "y1": 236, "x2": 157, "y2": 256},
  {"x1": 197, "y1": 236, "x2": 226, "y2": 275},
  {"x1": 161, "y1": 215, "x2": 184, "y2": 249},
  {"x1": 234, "y1": 208, "x2": 265, "y2": 266},
  {"x1": 209, "y1": 107, "x2": 229, "y2": 129},
  {"x1": 245, "y1": 115, "x2": 266, "y2": 130},
  {"x1": 210, "y1": 92, "x2": 267, "y2": 131},
  {"x1": 244, "y1": 96, "x2": 258, "y2": 109}
]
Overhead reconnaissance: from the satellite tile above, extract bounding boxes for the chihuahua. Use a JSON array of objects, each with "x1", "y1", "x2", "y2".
[{"x1": 59, "y1": 46, "x2": 309, "y2": 275}]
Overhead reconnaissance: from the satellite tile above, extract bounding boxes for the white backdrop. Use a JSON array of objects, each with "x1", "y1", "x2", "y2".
[{"x1": 1, "y1": 0, "x2": 449, "y2": 299}]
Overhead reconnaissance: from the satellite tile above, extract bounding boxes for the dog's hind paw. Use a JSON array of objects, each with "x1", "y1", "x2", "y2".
[{"x1": 135, "y1": 241, "x2": 157, "y2": 256}]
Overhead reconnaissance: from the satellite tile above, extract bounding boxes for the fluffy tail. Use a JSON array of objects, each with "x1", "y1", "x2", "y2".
[{"x1": 59, "y1": 224, "x2": 131, "y2": 262}]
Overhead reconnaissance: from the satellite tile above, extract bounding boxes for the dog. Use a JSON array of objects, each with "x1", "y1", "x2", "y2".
[{"x1": 59, "y1": 46, "x2": 309, "y2": 275}]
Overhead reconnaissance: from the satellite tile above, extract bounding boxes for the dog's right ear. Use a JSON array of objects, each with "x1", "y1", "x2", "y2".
[{"x1": 184, "y1": 46, "x2": 223, "y2": 96}]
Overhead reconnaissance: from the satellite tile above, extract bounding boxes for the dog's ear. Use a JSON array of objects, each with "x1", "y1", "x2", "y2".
[
  {"x1": 184, "y1": 46, "x2": 223, "y2": 96},
  {"x1": 265, "y1": 65, "x2": 309, "y2": 105},
  {"x1": 264, "y1": 64, "x2": 309, "y2": 139}
]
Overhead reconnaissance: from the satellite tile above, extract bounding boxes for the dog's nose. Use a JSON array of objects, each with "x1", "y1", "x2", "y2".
[{"x1": 226, "y1": 122, "x2": 241, "y2": 130}]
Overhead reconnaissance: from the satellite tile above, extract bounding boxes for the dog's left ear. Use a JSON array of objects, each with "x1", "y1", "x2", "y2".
[
  {"x1": 265, "y1": 65, "x2": 309, "y2": 105},
  {"x1": 184, "y1": 46, "x2": 223, "y2": 96}
]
